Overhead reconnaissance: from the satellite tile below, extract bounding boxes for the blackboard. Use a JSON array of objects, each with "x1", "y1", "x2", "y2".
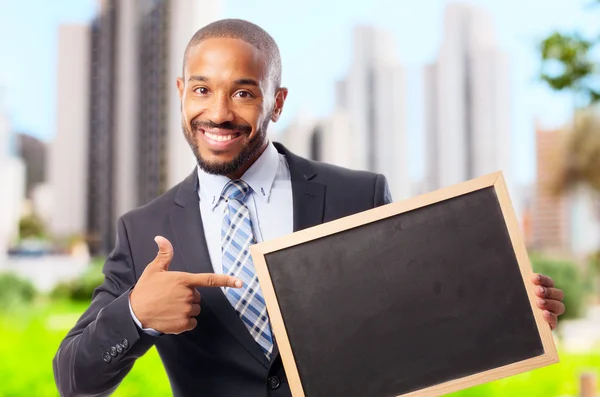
[{"x1": 251, "y1": 172, "x2": 558, "y2": 397}]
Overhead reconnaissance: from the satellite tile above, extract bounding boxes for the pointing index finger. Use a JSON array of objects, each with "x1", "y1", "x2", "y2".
[{"x1": 178, "y1": 272, "x2": 243, "y2": 288}]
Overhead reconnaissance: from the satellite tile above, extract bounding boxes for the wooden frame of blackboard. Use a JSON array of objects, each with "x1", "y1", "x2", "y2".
[{"x1": 250, "y1": 171, "x2": 559, "y2": 397}]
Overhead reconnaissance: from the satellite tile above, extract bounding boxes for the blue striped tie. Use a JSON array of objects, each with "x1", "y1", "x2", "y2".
[{"x1": 220, "y1": 179, "x2": 273, "y2": 359}]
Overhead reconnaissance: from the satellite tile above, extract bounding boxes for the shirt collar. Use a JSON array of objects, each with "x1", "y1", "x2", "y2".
[{"x1": 197, "y1": 141, "x2": 280, "y2": 211}]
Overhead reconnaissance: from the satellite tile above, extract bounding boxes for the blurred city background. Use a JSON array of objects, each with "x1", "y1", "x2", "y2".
[{"x1": 0, "y1": 0, "x2": 599, "y2": 395}]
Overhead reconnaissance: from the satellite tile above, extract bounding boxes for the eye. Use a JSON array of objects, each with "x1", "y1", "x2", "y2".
[
  {"x1": 234, "y1": 90, "x2": 254, "y2": 99},
  {"x1": 194, "y1": 87, "x2": 209, "y2": 95}
]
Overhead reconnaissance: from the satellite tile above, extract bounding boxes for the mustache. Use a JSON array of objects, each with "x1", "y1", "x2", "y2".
[{"x1": 191, "y1": 119, "x2": 252, "y2": 134}]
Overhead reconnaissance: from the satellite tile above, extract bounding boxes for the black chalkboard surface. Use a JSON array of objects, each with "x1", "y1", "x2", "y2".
[{"x1": 251, "y1": 172, "x2": 558, "y2": 397}]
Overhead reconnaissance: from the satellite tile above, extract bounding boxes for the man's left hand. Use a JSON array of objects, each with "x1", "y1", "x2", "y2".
[{"x1": 532, "y1": 273, "x2": 565, "y2": 330}]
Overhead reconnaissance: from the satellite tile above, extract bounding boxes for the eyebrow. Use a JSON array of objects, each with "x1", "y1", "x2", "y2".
[
  {"x1": 235, "y1": 78, "x2": 259, "y2": 87},
  {"x1": 188, "y1": 75, "x2": 208, "y2": 83},
  {"x1": 187, "y1": 75, "x2": 259, "y2": 87}
]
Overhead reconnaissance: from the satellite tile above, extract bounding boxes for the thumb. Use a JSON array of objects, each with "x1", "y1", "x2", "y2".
[{"x1": 148, "y1": 236, "x2": 173, "y2": 272}]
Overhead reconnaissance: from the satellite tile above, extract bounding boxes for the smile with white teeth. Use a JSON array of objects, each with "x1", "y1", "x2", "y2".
[{"x1": 204, "y1": 131, "x2": 239, "y2": 142}]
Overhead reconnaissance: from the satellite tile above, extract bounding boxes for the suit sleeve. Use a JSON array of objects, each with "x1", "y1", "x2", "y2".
[
  {"x1": 374, "y1": 174, "x2": 393, "y2": 207},
  {"x1": 53, "y1": 216, "x2": 159, "y2": 397}
]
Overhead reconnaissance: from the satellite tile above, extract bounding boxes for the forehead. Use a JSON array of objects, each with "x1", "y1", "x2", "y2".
[{"x1": 184, "y1": 38, "x2": 268, "y2": 83}]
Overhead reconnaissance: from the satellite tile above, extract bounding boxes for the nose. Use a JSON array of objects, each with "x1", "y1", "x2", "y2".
[{"x1": 205, "y1": 93, "x2": 234, "y2": 124}]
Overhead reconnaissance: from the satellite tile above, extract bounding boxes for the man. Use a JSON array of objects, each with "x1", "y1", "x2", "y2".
[{"x1": 53, "y1": 19, "x2": 565, "y2": 397}]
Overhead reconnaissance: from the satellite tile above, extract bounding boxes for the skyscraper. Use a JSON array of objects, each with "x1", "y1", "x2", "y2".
[
  {"x1": 530, "y1": 122, "x2": 600, "y2": 257},
  {"x1": 16, "y1": 133, "x2": 47, "y2": 198},
  {"x1": 87, "y1": 2, "x2": 117, "y2": 254},
  {"x1": 84, "y1": 0, "x2": 221, "y2": 255},
  {"x1": 277, "y1": 109, "x2": 354, "y2": 169},
  {"x1": 338, "y1": 25, "x2": 409, "y2": 200},
  {"x1": 424, "y1": 3, "x2": 510, "y2": 192},
  {"x1": 530, "y1": 125, "x2": 570, "y2": 253},
  {"x1": 137, "y1": 0, "x2": 221, "y2": 206},
  {"x1": 50, "y1": 24, "x2": 91, "y2": 241},
  {"x1": 0, "y1": 88, "x2": 26, "y2": 259},
  {"x1": 280, "y1": 25, "x2": 409, "y2": 201}
]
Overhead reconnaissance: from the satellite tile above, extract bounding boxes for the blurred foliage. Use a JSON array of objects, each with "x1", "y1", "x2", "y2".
[
  {"x1": 538, "y1": 2, "x2": 600, "y2": 254},
  {"x1": 0, "y1": 272, "x2": 37, "y2": 311},
  {"x1": 589, "y1": 250, "x2": 600, "y2": 297},
  {"x1": 550, "y1": 107, "x2": 600, "y2": 196},
  {"x1": 18, "y1": 213, "x2": 47, "y2": 240},
  {"x1": 538, "y1": 0, "x2": 600, "y2": 107},
  {"x1": 448, "y1": 348, "x2": 600, "y2": 397},
  {"x1": 530, "y1": 254, "x2": 586, "y2": 320},
  {"x1": 0, "y1": 300, "x2": 171, "y2": 397},
  {"x1": 50, "y1": 258, "x2": 105, "y2": 302},
  {"x1": 540, "y1": 32, "x2": 598, "y2": 104}
]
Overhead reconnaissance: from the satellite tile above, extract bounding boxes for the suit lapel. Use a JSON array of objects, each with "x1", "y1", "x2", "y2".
[
  {"x1": 170, "y1": 170, "x2": 270, "y2": 369},
  {"x1": 268, "y1": 143, "x2": 325, "y2": 365},
  {"x1": 273, "y1": 142, "x2": 326, "y2": 232}
]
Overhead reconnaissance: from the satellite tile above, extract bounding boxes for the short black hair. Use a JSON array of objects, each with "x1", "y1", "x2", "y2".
[{"x1": 183, "y1": 19, "x2": 282, "y2": 90}]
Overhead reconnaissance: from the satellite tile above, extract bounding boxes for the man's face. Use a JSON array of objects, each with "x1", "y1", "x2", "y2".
[{"x1": 177, "y1": 38, "x2": 286, "y2": 177}]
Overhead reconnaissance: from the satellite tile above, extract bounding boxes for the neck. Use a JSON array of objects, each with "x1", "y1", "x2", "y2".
[{"x1": 225, "y1": 141, "x2": 269, "y2": 180}]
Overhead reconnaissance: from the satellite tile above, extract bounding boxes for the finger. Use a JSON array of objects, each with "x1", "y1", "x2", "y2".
[
  {"x1": 189, "y1": 303, "x2": 201, "y2": 317},
  {"x1": 148, "y1": 236, "x2": 173, "y2": 272},
  {"x1": 535, "y1": 286, "x2": 565, "y2": 301},
  {"x1": 192, "y1": 289, "x2": 201, "y2": 304},
  {"x1": 536, "y1": 299, "x2": 566, "y2": 316},
  {"x1": 531, "y1": 273, "x2": 555, "y2": 288},
  {"x1": 543, "y1": 310, "x2": 557, "y2": 330},
  {"x1": 185, "y1": 318, "x2": 198, "y2": 332},
  {"x1": 179, "y1": 272, "x2": 243, "y2": 289}
]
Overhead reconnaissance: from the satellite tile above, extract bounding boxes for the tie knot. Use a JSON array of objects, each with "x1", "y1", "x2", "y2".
[{"x1": 221, "y1": 179, "x2": 252, "y2": 201}]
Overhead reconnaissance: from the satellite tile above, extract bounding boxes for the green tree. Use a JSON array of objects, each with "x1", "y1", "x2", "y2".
[
  {"x1": 538, "y1": 0, "x2": 600, "y2": 103},
  {"x1": 538, "y1": 2, "x2": 600, "y2": 240},
  {"x1": 538, "y1": 3, "x2": 600, "y2": 302},
  {"x1": 18, "y1": 213, "x2": 46, "y2": 240}
]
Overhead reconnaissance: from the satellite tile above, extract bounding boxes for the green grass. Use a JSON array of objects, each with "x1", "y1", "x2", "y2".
[
  {"x1": 0, "y1": 300, "x2": 598, "y2": 396},
  {"x1": 0, "y1": 299, "x2": 171, "y2": 397},
  {"x1": 448, "y1": 349, "x2": 600, "y2": 397}
]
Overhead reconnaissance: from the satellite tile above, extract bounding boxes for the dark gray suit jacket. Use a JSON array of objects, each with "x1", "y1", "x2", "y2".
[{"x1": 53, "y1": 143, "x2": 392, "y2": 397}]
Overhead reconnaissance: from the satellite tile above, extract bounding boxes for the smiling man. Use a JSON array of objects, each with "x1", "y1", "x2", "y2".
[{"x1": 53, "y1": 19, "x2": 566, "y2": 397}]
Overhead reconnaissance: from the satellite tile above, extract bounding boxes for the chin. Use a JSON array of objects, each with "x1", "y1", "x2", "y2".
[{"x1": 205, "y1": 153, "x2": 238, "y2": 165}]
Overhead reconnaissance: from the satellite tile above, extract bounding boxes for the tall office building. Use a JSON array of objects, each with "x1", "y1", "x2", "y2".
[
  {"x1": 530, "y1": 125, "x2": 570, "y2": 253},
  {"x1": 50, "y1": 24, "x2": 91, "y2": 241},
  {"x1": 0, "y1": 88, "x2": 26, "y2": 260},
  {"x1": 85, "y1": 0, "x2": 221, "y2": 255},
  {"x1": 530, "y1": 122, "x2": 600, "y2": 256},
  {"x1": 277, "y1": 109, "x2": 354, "y2": 169},
  {"x1": 282, "y1": 26, "x2": 409, "y2": 200},
  {"x1": 137, "y1": 0, "x2": 169, "y2": 206},
  {"x1": 337, "y1": 25, "x2": 409, "y2": 200},
  {"x1": 16, "y1": 133, "x2": 47, "y2": 198},
  {"x1": 87, "y1": 3, "x2": 117, "y2": 254},
  {"x1": 424, "y1": 3, "x2": 510, "y2": 192},
  {"x1": 137, "y1": 0, "x2": 221, "y2": 205}
]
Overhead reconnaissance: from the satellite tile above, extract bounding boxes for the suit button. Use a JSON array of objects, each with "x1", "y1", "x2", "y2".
[
  {"x1": 116, "y1": 343, "x2": 124, "y2": 354},
  {"x1": 103, "y1": 352, "x2": 111, "y2": 363},
  {"x1": 122, "y1": 339, "x2": 129, "y2": 349},
  {"x1": 110, "y1": 346, "x2": 117, "y2": 356},
  {"x1": 268, "y1": 376, "x2": 281, "y2": 389}
]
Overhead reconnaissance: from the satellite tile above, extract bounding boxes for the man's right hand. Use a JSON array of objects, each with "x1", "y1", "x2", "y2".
[{"x1": 130, "y1": 236, "x2": 242, "y2": 335}]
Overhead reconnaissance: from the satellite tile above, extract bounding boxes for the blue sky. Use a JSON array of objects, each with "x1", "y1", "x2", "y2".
[{"x1": 0, "y1": 0, "x2": 596, "y2": 183}]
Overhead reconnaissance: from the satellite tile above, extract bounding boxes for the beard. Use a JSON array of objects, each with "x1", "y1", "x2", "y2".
[{"x1": 182, "y1": 116, "x2": 270, "y2": 176}]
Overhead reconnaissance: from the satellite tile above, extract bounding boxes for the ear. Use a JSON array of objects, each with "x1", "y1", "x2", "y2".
[
  {"x1": 176, "y1": 77, "x2": 185, "y2": 101},
  {"x1": 271, "y1": 87, "x2": 288, "y2": 122}
]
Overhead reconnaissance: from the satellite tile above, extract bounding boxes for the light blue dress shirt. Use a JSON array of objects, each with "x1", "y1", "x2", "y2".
[{"x1": 129, "y1": 141, "x2": 294, "y2": 335}]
